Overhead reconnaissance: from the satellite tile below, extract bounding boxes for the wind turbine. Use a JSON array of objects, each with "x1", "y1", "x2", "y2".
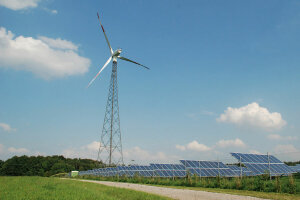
[
  {"x1": 87, "y1": 12, "x2": 149, "y2": 88},
  {"x1": 87, "y1": 12, "x2": 149, "y2": 166}
]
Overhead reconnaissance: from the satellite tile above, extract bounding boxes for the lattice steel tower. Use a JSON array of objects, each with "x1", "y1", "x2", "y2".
[
  {"x1": 87, "y1": 12, "x2": 149, "y2": 166},
  {"x1": 97, "y1": 61, "x2": 123, "y2": 166}
]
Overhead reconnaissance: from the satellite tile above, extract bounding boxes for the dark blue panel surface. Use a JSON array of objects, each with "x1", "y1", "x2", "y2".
[{"x1": 232, "y1": 153, "x2": 294, "y2": 176}]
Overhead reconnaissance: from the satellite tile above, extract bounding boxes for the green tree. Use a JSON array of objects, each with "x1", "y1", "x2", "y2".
[
  {"x1": 0, "y1": 155, "x2": 103, "y2": 176},
  {"x1": 0, "y1": 160, "x2": 4, "y2": 175}
]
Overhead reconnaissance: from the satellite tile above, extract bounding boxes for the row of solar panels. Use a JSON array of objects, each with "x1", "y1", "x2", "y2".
[
  {"x1": 78, "y1": 153, "x2": 298, "y2": 178},
  {"x1": 79, "y1": 164, "x2": 187, "y2": 177},
  {"x1": 227, "y1": 165, "x2": 253, "y2": 176},
  {"x1": 230, "y1": 153, "x2": 295, "y2": 175},
  {"x1": 231, "y1": 153, "x2": 282, "y2": 163},
  {"x1": 289, "y1": 164, "x2": 300, "y2": 173}
]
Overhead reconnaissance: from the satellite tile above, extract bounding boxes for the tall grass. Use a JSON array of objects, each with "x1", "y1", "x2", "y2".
[{"x1": 77, "y1": 173, "x2": 300, "y2": 195}]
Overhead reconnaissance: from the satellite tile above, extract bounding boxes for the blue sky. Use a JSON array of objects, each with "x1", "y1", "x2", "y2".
[{"x1": 0, "y1": 0, "x2": 299, "y2": 164}]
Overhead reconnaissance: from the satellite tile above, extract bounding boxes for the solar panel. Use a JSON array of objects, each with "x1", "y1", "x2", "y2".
[
  {"x1": 289, "y1": 165, "x2": 300, "y2": 173},
  {"x1": 231, "y1": 153, "x2": 294, "y2": 176},
  {"x1": 150, "y1": 164, "x2": 186, "y2": 177},
  {"x1": 227, "y1": 165, "x2": 253, "y2": 176},
  {"x1": 227, "y1": 165, "x2": 240, "y2": 171},
  {"x1": 180, "y1": 160, "x2": 236, "y2": 177},
  {"x1": 117, "y1": 165, "x2": 154, "y2": 177}
]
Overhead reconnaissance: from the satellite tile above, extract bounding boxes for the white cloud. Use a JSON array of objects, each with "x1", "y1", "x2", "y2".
[
  {"x1": 62, "y1": 141, "x2": 100, "y2": 159},
  {"x1": 84, "y1": 141, "x2": 100, "y2": 152},
  {"x1": 0, "y1": 122, "x2": 16, "y2": 132},
  {"x1": 176, "y1": 138, "x2": 246, "y2": 154},
  {"x1": 0, "y1": 27, "x2": 90, "y2": 79},
  {"x1": 8, "y1": 147, "x2": 29, "y2": 153},
  {"x1": 123, "y1": 146, "x2": 178, "y2": 164},
  {"x1": 42, "y1": 8, "x2": 58, "y2": 15},
  {"x1": 273, "y1": 144, "x2": 300, "y2": 161},
  {"x1": 33, "y1": 151, "x2": 46, "y2": 156},
  {"x1": 217, "y1": 102, "x2": 286, "y2": 131},
  {"x1": 0, "y1": 144, "x2": 45, "y2": 160},
  {"x1": 175, "y1": 144, "x2": 186, "y2": 151},
  {"x1": 62, "y1": 142, "x2": 178, "y2": 164},
  {"x1": 249, "y1": 149, "x2": 262, "y2": 154},
  {"x1": 0, "y1": 0, "x2": 40, "y2": 10},
  {"x1": 267, "y1": 134, "x2": 297, "y2": 141},
  {"x1": 274, "y1": 144, "x2": 298, "y2": 154},
  {"x1": 51, "y1": 9, "x2": 57, "y2": 14},
  {"x1": 61, "y1": 148, "x2": 78, "y2": 158},
  {"x1": 186, "y1": 140, "x2": 211, "y2": 152},
  {"x1": 216, "y1": 138, "x2": 246, "y2": 148},
  {"x1": 268, "y1": 134, "x2": 281, "y2": 140},
  {"x1": 38, "y1": 36, "x2": 77, "y2": 50}
]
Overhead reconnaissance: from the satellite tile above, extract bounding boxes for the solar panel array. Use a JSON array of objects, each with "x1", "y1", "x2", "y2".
[
  {"x1": 231, "y1": 153, "x2": 294, "y2": 176},
  {"x1": 117, "y1": 165, "x2": 154, "y2": 177},
  {"x1": 227, "y1": 165, "x2": 253, "y2": 176},
  {"x1": 79, "y1": 164, "x2": 186, "y2": 177},
  {"x1": 150, "y1": 164, "x2": 186, "y2": 177},
  {"x1": 180, "y1": 160, "x2": 237, "y2": 177},
  {"x1": 289, "y1": 164, "x2": 300, "y2": 173},
  {"x1": 78, "y1": 153, "x2": 293, "y2": 178}
]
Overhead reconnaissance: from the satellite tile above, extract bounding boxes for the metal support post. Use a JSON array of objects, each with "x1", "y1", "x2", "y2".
[
  {"x1": 267, "y1": 152, "x2": 271, "y2": 180},
  {"x1": 97, "y1": 61, "x2": 124, "y2": 166},
  {"x1": 240, "y1": 155, "x2": 242, "y2": 179},
  {"x1": 217, "y1": 158, "x2": 220, "y2": 177},
  {"x1": 199, "y1": 161, "x2": 201, "y2": 180},
  {"x1": 172, "y1": 164, "x2": 175, "y2": 180}
]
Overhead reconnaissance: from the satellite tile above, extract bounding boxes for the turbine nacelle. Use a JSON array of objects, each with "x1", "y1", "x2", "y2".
[{"x1": 112, "y1": 48, "x2": 122, "y2": 58}]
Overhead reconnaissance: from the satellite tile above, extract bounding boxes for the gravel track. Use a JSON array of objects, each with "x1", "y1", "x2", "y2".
[{"x1": 78, "y1": 179, "x2": 270, "y2": 200}]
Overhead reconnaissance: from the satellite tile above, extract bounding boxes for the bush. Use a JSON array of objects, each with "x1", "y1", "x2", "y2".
[
  {"x1": 287, "y1": 175, "x2": 296, "y2": 194},
  {"x1": 241, "y1": 177, "x2": 254, "y2": 190},
  {"x1": 253, "y1": 176, "x2": 266, "y2": 191},
  {"x1": 234, "y1": 177, "x2": 241, "y2": 190},
  {"x1": 275, "y1": 176, "x2": 281, "y2": 193},
  {"x1": 220, "y1": 177, "x2": 230, "y2": 189}
]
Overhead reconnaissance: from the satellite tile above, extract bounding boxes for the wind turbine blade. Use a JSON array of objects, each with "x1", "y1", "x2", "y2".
[
  {"x1": 97, "y1": 12, "x2": 113, "y2": 55},
  {"x1": 87, "y1": 56, "x2": 112, "y2": 88},
  {"x1": 118, "y1": 56, "x2": 149, "y2": 70}
]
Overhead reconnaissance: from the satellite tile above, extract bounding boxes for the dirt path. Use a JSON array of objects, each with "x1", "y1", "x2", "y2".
[{"x1": 78, "y1": 179, "x2": 269, "y2": 200}]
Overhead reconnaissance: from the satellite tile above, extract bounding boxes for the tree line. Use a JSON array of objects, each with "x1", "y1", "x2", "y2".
[
  {"x1": 0, "y1": 155, "x2": 103, "y2": 176},
  {"x1": 0, "y1": 155, "x2": 298, "y2": 177},
  {"x1": 285, "y1": 161, "x2": 300, "y2": 166}
]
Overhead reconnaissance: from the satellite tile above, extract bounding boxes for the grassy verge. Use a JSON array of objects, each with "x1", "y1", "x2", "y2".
[
  {"x1": 0, "y1": 176, "x2": 171, "y2": 200},
  {"x1": 76, "y1": 174, "x2": 300, "y2": 200},
  {"x1": 150, "y1": 184, "x2": 300, "y2": 200}
]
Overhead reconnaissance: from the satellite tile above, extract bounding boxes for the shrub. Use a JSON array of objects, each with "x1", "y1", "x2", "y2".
[
  {"x1": 265, "y1": 180, "x2": 275, "y2": 192},
  {"x1": 287, "y1": 175, "x2": 296, "y2": 194},
  {"x1": 275, "y1": 176, "x2": 281, "y2": 193},
  {"x1": 220, "y1": 177, "x2": 230, "y2": 189},
  {"x1": 254, "y1": 176, "x2": 266, "y2": 191},
  {"x1": 215, "y1": 176, "x2": 221, "y2": 188}
]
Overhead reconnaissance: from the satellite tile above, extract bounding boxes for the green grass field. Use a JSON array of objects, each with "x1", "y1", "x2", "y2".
[{"x1": 0, "y1": 176, "x2": 171, "y2": 200}]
